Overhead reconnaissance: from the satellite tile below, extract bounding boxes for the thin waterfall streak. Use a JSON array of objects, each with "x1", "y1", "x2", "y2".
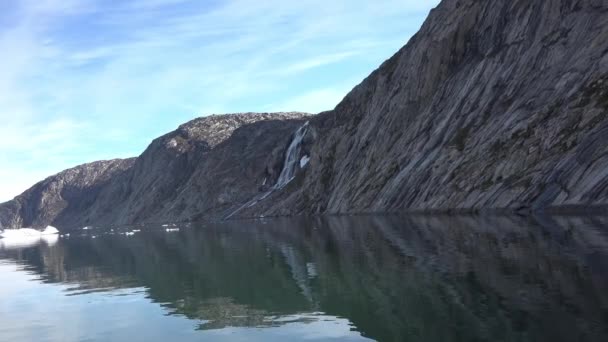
[
  {"x1": 224, "y1": 121, "x2": 309, "y2": 220},
  {"x1": 273, "y1": 122, "x2": 309, "y2": 190}
]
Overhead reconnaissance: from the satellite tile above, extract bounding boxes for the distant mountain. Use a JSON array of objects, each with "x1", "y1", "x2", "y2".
[
  {"x1": 2, "y1": 0, "x2": 608, "y2": 230},
  {"x1": 0, "y1": 159, "x2": 135, "y2": 229},
  {"x1": 0, "y1": 113, "x2": 309, "y2": 229}
]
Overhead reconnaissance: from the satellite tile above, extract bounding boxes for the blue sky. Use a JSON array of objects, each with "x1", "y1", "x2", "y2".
[{"x1": 0, "y1": 0, "x2": 439, "y2": 202}]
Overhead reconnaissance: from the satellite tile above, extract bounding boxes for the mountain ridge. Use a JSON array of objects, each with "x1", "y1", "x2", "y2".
[
  {"x1": 2, "y1": 0, "x2": 608, "y2": 230},
  {"x1": 0, "y1": 113, "x2": 309, "y2": 229}
]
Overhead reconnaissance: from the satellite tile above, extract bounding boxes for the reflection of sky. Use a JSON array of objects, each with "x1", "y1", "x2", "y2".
[{"x1": 0, "y1": 262, "x2": 371, "y2": 342}]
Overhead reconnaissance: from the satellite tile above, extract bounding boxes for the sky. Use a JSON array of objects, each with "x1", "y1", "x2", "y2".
[{"x1": 0, "y1": 0, "x2": 439, "y2": 202}]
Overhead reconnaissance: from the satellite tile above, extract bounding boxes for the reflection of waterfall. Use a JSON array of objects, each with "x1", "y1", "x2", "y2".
[
  {"x1": 280, "y1": 245, "x2": 317, "y2": 307},
  {"x1": 225, "y1": 122, "x2": 309, "y2": 219}
]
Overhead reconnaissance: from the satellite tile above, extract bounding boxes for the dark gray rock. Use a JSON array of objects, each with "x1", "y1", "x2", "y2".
[
  {"x1": 253, "y1": 0, "x2": 608, "y2": 217},
  {"x1": 0, "y1": 159, "x2": 136, "y2": 230},
  {"x1": 86, "y1": 112, "x2": 309, "y2": 226}
]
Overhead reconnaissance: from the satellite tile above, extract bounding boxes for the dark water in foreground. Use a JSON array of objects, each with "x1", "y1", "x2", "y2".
[{"x1": 1, "y1": 215, "x2": 608, "y2": 342}]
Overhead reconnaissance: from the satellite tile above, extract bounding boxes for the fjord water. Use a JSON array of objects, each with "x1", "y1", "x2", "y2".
[{"x1": 1, "y1": 216, "x2": 607, "y2": 342}]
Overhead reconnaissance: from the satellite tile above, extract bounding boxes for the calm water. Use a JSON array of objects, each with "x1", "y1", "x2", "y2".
[{"x1": 1, "y1": 215, "x2": 607, "y2": 342}]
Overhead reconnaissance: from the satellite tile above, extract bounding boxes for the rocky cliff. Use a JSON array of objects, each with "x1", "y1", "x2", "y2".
[
  {"x1": 2, "y1": 0, "x2": 608, "y2": 230},
  {"x1": 253, "y1": 0, "x2": 608, "y2": 217}
]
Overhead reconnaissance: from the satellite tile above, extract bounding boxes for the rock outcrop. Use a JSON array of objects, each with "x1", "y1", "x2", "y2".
[{"x1": 2, "y1": 0, "x2": 608, "y2": 229}]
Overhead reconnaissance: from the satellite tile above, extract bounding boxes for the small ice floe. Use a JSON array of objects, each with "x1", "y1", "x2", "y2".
[
  {"x1": 165, "y1": 228, "x2": 180, "y2": 232},
  {"x1": 125, "y1": 232, "x2": 135, "y2": 236},
  {"x1": 0, "y1": 234, "x2": 58, "y2": 250},
  {"x1": 82, "y1": 226, "x2": 91, "y2": 230},
  {"x1": 91, "y1": 236, "x2": 97, "y2": 239},
  {"x1": 0, "y1": 226, "x2": 59, "y2": 239},
  {"x1": 132, "y1": 229, "x2": 141, "y2": 233}
]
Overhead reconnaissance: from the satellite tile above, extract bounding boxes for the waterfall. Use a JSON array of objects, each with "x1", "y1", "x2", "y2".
[
  {"x1": 224, "y1": 121, "x2": 309, "y2": 219},
  {"x1": 273, "y1": 122, "x2": 309, "y2": 190}
]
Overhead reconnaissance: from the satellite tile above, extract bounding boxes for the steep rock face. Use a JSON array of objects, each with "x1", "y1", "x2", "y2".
[
  {"x1": 0, "y1": 113, "x2": 308, "y2": 229},
  {"x1": 251, "y1": 0, "x2": 608, "y2": 216},
  {"x1": 87, "y1": 112, "x2": 308, "y2": 225}
]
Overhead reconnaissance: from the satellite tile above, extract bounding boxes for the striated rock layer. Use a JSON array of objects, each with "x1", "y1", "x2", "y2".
[
  {"x1": 254, "y1": 0, "x2": 608, "y2": 217},
  {"x1": 2, "y1": 0, "x2": 608, "y2": 230}
]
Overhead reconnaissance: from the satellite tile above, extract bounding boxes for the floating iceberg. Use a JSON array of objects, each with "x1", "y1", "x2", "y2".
[
  {"x1": 0, "y1": 226, "x2": 59, "y2": 250},
  {"x1": 0, "y1": 226, "x2": 59, "y2": 239}
]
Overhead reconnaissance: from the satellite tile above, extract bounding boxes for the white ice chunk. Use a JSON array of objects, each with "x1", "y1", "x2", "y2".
[
  {"x1": 1, "y1": 226, "x2": 59, "y2": 239},
  {"x1": 0, "y1": 235, "x2": 58, "y2": 250},
  {"x1": 42, "y1": 226, "x2": 59, "y2": 235}
]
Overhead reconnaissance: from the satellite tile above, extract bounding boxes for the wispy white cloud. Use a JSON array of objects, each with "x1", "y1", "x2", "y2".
[
  {"x1": 276, "y1": 52, "x2": 359, "y2": 76},
  {"x1": 0, "y1": 0, "x2": 439, "y2": 201}
]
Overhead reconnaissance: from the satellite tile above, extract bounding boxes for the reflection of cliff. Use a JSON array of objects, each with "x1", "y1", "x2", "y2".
[
  {"x1": 313, "y1": 215, "x2": 608, "y2": 342},
  {"x1": 2, "y1": 215, "x2": 607, "y2": 341}
]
